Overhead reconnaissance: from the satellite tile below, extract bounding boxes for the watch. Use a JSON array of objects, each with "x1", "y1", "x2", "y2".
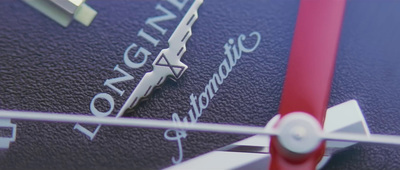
[{"x1": 1, "y1": 0, "x2": 400, "y2": 170}]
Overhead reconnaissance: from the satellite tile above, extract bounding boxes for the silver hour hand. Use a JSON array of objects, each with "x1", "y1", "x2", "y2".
[{"x1": 116, "y1": 0, "x2": 203, "y2": 117}]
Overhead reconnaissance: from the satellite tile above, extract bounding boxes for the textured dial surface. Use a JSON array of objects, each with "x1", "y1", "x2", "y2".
[{"x1": 0, "y1": 0, "x2": 400, "y2": 169}]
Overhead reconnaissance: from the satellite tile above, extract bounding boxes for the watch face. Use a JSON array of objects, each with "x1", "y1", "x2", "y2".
[{"x1": 0, "y1": 0, "x2": 399, "y2": 169}]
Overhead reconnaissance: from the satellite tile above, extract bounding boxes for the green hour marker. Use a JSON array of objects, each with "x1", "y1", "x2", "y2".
[{"x1": 23, "y1": 0, "x2": 97, "y2": 27}]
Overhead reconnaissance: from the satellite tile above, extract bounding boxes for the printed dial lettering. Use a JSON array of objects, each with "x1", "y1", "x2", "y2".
[{"x1": 117, "y1": 0, "x2": 204, "y2": 117}]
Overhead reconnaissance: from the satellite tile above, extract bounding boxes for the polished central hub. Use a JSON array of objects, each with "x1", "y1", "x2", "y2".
[
  {"x1": 291, "y1": 126, "x2": 307, "y2": 140},
  {"x1": 276, "y1": 112, "x2": 323, "y2": 154}
]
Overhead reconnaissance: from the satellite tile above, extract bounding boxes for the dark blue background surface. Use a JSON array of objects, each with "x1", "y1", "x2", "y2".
[{"x1": 0, "y1": 0, "x2": 400, "y2": 169}]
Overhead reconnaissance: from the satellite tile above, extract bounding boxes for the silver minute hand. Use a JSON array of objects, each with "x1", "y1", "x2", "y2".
[{"x1": 116, "y1": 0, "x2": 203, "y2": 117}]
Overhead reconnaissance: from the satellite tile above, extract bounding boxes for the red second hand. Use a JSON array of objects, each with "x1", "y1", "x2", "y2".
[{"x1": 269, "y1": 0, "x2": 346, "y2": 169}]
